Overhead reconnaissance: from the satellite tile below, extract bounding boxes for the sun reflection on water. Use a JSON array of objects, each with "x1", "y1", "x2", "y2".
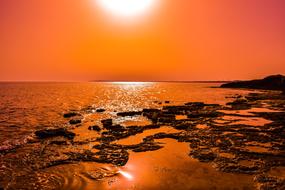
[
  {"x1": 111, "y1": 82, "x2": 154, "y2": 85},
  {"x1": 118, "y1": 170, "x2": 134, "y2": 180}
]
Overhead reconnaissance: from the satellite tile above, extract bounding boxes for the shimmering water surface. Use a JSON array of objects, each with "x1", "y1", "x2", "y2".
[
  {"x1": 0, "y1": 82, "x2": 251, "y2": 146},
  {"x1": 0, "y1": 82, "x2": 284, "y2": 190}
]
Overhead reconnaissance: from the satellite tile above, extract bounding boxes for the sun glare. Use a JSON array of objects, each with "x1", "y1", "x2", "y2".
[
  {"x1": 118, "y1": 170, "x2": 134, "y2": 180},
  {"x1": 96, "y1": 0, "x2": 156, "y2": 18}
]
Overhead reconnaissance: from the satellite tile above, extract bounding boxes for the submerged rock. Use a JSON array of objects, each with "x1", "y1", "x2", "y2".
[
  {"x1": 63, "y1": 112, "x2": 79, "y2": 118},
  {"x1": 190, "y1": 149, "x2": 217, "y2": 162},
  {"x1": 69, "y1": 119, "x2": 81, "y2": 125},
  {"x1": 35, "y1": 128, "x2": 75, "y2": 140},
  {"x1": 101, "y1": 119, "x2": 113, "y2": 128},
  {"x1": 96, "y1": 109, "x2": 106, "y2": 113},
  {"x1": 117, "y1": 111, "x2": 142, "y2": 117},
  {"x1": 88, "y1": 125, "x2": 101, "y2": 131}
]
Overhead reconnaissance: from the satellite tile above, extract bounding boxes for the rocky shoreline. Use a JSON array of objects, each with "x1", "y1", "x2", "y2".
[{"x1": 1, "y1": 91, "x2": 285, "y2": 189}]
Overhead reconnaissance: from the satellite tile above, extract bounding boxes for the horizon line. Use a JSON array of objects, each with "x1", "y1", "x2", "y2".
[{"x1": 0, "y1": 80, "x2": 231, "y2": 83}]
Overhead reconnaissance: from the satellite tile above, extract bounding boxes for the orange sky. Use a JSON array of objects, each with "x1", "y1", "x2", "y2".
[{"x1": 1, "y1": 0, "x2": 285, "y2": 81}]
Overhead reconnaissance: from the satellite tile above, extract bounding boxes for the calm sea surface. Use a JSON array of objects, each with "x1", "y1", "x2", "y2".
[
  {"x1": 0, "y1": 82, "x2": 252, "y2": 147},
  {"x1": 0, "y1": 82, "x2": 264, "y2": 190}
]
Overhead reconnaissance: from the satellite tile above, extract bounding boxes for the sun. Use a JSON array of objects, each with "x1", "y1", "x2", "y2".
[{"x1": 96, "y1": 0, "x2": 156, "y2": 17}]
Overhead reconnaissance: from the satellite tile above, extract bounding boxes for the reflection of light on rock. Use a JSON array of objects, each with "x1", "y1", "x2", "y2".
[{"x1": 118, "y1": 170, "x2": 133, "y2": 180}]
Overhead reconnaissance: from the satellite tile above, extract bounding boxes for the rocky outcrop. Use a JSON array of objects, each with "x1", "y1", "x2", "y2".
[
  {"x1": 35, "y1": 128, "x2": 76, "y2": 140},
  {"x1": 221, "y1": 75, "x2": 285, "y2": 91}
]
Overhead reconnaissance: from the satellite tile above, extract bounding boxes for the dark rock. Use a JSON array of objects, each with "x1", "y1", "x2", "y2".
[
  {"x1": 69, "y1": 119, "x2": 81, "y2": 125},
  {"x1": 165, "y1": 101, "x2": 170, "y2": 104},
  {"x1": 226, "y1": 98, "x2": 252, "y2": 110},
  {"x1": 187, "y1": 110, "x2": 221, "y2": 118},
  {"x1": 221, "y1": 75, "x2": 285, "y2": 91},
  {"x1": 190, "y1": 149, "x2": 217, "y2": 162},
  {"x1": 158, "y1": 115, "x2": 176, "y2": 123},
  {"x1": 162, "y1": 105, "x2": 189, "y2": 114},
  {"x1": 174, "y1": 123, "x2": 192, "y2": 130},
  {"x1": 63, "y1": 112, "x2": 79, "y2": 118},
  {"x1": 117, "y1": 111, "x2": 142, "y2": 117},
  {"x1": 95, "y1": 148, "x2": 129, "y2": 166},
  {"x1": 226, "y1": 98, "x2": 248, "y2": 105},
  {"x1": 101, "y1": 119, "x2": 112, "y2": 127},
  {"x1": 142, "y1": 124, "x2": 160, "y2": 130},
  {"x1": 35, "y1": 128, "x2": 75, "y2": 140},
  {"x1": 220, "y1": 164, "x2": 260, "y2": 174},
  {"x1": 132, "y1": 144, "x2": 163, "y2": 152},
  {"x1": 151, "y1": 132, "x2": 181, "y2": 140},
  {"x1": 96, "y1": 109, "x2": 106, "y2": 113},
  {"x1": 106, "y1": 124, "x2": 126, "y2": 132},
  {"x1": 9, "y1": 125, "x2": 19, "y2": 128},
  {"x1": 184, "y1": 102, "x2": 205, "y2": 107},
  {"x1": 142, "y1": 108, "x2": 161, "y2": 113},
  {"x1": 49, "y1": 140, "x2": 69, "y2": 145},
  {"x1": 101, "y1": 119, "x2": 126, "y2": 133},
  {"x1": 142, "y1": 109, "x2": 161, "y2": 123},
  {"x1": 88, "y1": 125, "x2": 101, "y2": 131},
  {"x1": 254, "y1": 174, "x2": 278, "y2": 183}
]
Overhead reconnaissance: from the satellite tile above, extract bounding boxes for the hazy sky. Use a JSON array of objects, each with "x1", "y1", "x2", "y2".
[{"x1": 1, "y1": 0, "x2": 285, "y2": 81}]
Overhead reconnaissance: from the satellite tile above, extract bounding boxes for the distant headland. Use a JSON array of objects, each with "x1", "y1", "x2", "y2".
[{"x1": 221, "y1": 74, "x2": 285, "y2": 92}]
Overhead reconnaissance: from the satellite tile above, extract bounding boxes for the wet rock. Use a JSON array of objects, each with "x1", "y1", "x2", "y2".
[
  {"x1": 94, "y1": 148, "x2": 129, "y2": 166},
  {"x1": 158, "y1": 114, "x2": 176, "y2": 123},
  {"x1": 173, "y1": 123, "x2": 192, "y2": 130},
  {"x1": 101, "y1": 119, "x2": 113, "y2": 128},
  {"x1": 106, "y1": 124, "x2": 126, "y2": 132},
  {"x1": 142, "y1": 124, "x2": 160, "y2": 130},
  {"x1": 151, "y1": 132, "x2": 181, "y2": 140},
  {"x1": 184, "y1": 102, "x2": 205, "y2": 108},
  {"x1": 255, "y1": 112, "x2": 285, "y2": 122},
  {"x1": 226, "y1": 98, "x2": 248, "y2": 106},
  {"x1": 63, "y1": 112, "x2": 79, "y2": 118},
  {"x1": 69, "y1": 119, "x2": 81, "y2": 125},
  {"x1": 132, "y1": 142, "x2": 163, "y2": 152},
  {"x1": 35, "y1": 128, "x2": 75, "y2": 140},
  {"x1": 162, "y1": 105, "x2": 189, "y2": 115},
  {"x1": 94, "y1": 139, "x2": 163, "y2": 154},
  {"x1": 117, "y1": 111, "x2": 142, "y2": 117},
  {"x1": 66, "y1": 150, "x2": 99, "y2": 162},
  {"x1": 101, "y1": 118, "x2": 126, "y2": 132},
  {"x1": 142, "y1": 109, "x2": 161, "y2": 123},
  {"x1": 226, "y1": 98, "x2": 252, "y2": 110},
  {"x1": 219, "y1": 163, "x2": 261, "y2": 174},
  {"x1": 254, "y1": 174, "x2": 278, "y2": 183},
  {"x1": 49, "y1": 140, "x2": 69, "y2": 145},
  {"x1": 187, "y1": 110, "x2": 221, "y2": 118},
  {"x1": 190, "y1": 149, "x2": 217, "y2": 162},
  {"x1": 82, "y1": 168, "x2": 119, "y2": 180},
  {"x1": 88, "y1": 125, "x2": 101, "y2": 131},
  {"x1": 96, "y1": 109, "x2": 106, "y2": 113},
  {"x1": 142, "y1": 108, "x2": 161, "y2": 113}
]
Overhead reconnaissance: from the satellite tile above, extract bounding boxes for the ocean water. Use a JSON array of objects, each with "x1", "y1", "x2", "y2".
[
  {"x1": 0, "y1": 82, "x2": 276, "y2": 190},
  {"x1": 0, "y1": 82, "x2": 254, "y2": 147}
]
